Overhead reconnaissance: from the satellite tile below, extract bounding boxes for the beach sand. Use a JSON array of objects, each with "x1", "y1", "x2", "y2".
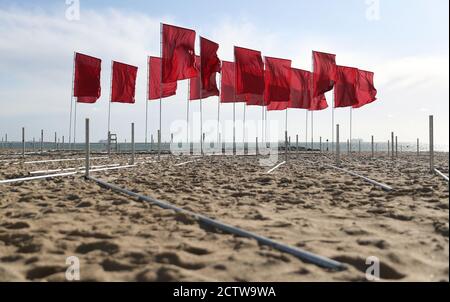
[{"x1": 0, "y1": 151, "x2": 448, "y2": 281}]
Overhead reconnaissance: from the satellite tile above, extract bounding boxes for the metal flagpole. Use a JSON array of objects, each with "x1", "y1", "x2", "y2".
[
  {"x1": 74, "y1": 98, "x2": 78, "y2": 147},
  {"x1": 312, "y1": 53, "x2": 315, "y2": 150},
  {"x1": 217, "y1": 69, "x2": 221, "y2": 146},
  {"x1": 107, "y1": 60, "x2": 113, "y2": 155},
  {"x1": 311, "y1": 111, "x2": 314, "y2": 149},
  {"x1": 305, "y1": 110, "x2": 308, "y2": 149},
  {"x1": 233, "y1": 49, "x2": 237, "y2": 155},
  {"x1": 265, "y1": 105, "x2": 268, "y2": 143},
  {"x1": 332, "y1": 90, "x2": 335, "y2": 152},
  {"x1": 285, "y1": 108, "x2": 288, "y2": 161},
  {"x1": 159, "y1": 23, "x2": 163, "y2": 160},
  {"x1": 187, "y1": 79, "x2": 190, "y2": 148},
  {"x1": 199, "y1": 37, "x2": 203, "y2": 156},
  {"x1": 261, "y1": 102, "x2": 264, "y2": 144},
  {"x1": 349, "y1": 107, "x2": 352, "y2": 153},
  {"x1": 243, "y1": 103, "x2": 246, "y2": 146},
  {"x1": 233, "y1": 102, "x2": 236, "y2": 154},
  {"x1": 145, "y1": 56, "x2": 149, "y2": 148},
  {"x1": 69, "y1": 52, "x2": 75, "y2": 150},
  {"x1": 200, "y1": 97, "x2": 203, "y2": 155}
]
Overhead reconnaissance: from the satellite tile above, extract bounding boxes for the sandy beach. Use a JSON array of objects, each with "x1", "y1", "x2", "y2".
[{"x1": 0, "y1": 151, "x2": 448, "y2": 282}]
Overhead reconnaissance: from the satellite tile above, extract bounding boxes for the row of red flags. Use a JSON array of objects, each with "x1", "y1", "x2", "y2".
[{"x1": 73, "y1": 23, "x2": 377, "y2": 111}]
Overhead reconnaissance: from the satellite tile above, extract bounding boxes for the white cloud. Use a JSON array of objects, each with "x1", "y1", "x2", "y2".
[{"x1": 0, "y1": 6, "x2": 448, "y2": 147}]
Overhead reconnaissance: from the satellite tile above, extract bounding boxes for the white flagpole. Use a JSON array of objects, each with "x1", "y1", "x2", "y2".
[
  {"x1": 74, "y1": 98, "x2": 78, "y2": 147},
  {"x1": 265, "y1": 105, "x2": 268, "y2": 143},
  {"x1": 261, "y1": 103, "x2": 264, "y2": 144},
  {"x1": 187, "y1": 79, "x2": 190, "y2": 147},
  {"x1": 107, "y1": 60, "x2": 113, "y2": 154},
  {"x1": 243, "y1": 103, "x2": 246, "y2": 146},
  {"x1": 159, "y1": 23, "x2": 163, "y2": 160},
  {"x1": 331, "y1": 91, "x2": 335, "y2": 152},
  {"x1": 199, "y1": 37, "x2": 203, "y2": 156},
  {"x1": 349, "y1": 107, "x2": 353, "y2": 153},
  {"x1": 311, "y1": 111, "x2": 314, "y2": 149},
  {"x1": 233, "y1": 102, "x2": 236, "y2": 154},
  {"x1": 305, "y1": 110, "x2": 308, "y2": 149},
  {"x1": 69, "y1": 52, "x2": 75, "y2": 150},
  {"x1": 217, "y1": 68, "x2": 221, "y2": 146},
  {"x1": 200, "y1": 95, "x2": 203, "y2": 155},
  {"x1": 145, "y1": 56, "x2": 149, "y2": 148}
]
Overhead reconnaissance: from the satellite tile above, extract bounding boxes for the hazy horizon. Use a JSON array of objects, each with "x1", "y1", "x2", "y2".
[{"x1": 0, "y1": 0, "x2": 448, "y2": 149}]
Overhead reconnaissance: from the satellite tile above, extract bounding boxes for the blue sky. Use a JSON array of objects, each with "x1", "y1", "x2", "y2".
[{"x1": 0, "y1": 0, "x2": 448, "y2": 147}]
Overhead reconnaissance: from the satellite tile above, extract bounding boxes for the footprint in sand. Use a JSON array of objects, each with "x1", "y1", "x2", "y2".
[
  {"x1": 75, "y1": 241, "x2": 120, "y2": 255},
  {"x1": 101, "y1": 259, "x2": 135, "y2": 272},
  {"x1": 154, "y1": 251, "x2": 205, "y2": 270},
  {"x1": 26, "y1": 265, "x2": 66, "y2": 280},
  {"x1": 179, "y1": 243, "x2": 212, "y2": 256},
  {"x1": 1, "y1": 221, "x2": 30, "y2": 229},
  {"x1": 433, "y1": 221, "x2": 449, "y2": 237}
]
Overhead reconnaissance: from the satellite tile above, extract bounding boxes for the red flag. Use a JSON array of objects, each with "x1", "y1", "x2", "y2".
[
  {"x1": 234, "y1": 46, "x2": 265, "y2": 95},
  {"x1": 334, "y1": 66, "x2": 359, "y2": 108},
  {"x1": 200, "y1": 37, "x2": 220, "y2": 94},
  {"x1": 74, "y1": 52, "x2": 102, "y2": 103},
  {"x1": 148, "y1": 57, "x2": 177, "y2": 100},
  {"x1": 313, "y1": 51, "x2": 337, "y2": 97},
  {"x1": 189, "y1": 56, "x2": 219, "y2": 101},
  {"x1": 220, "y1": 61, "x2": 245, "y2": 103},
  {"x1": 288, "y1": 68, "x2": 312, "y2": 109},
  {"x1": 111, "y1": 61, "x2": 138, "y2": 104},
  {"x1": 354, "y1": 70, "x2": 377, "y2": 108},
  {"x1": 162, "y1": 24, "x2": 198, "y2": 83},
  {"x1": 309, "y1": 94, "x2": 329, "y2": 111},
  {"x1": 243, "y1": 93, "x2": 265, "y2": 106},
  {"x1": 264, "y1": 57, "x2": 292, "y2": 103},
  {"x1": 267, "y1": 101, "x2": 288, "y2": 111},
  {"x1": 288, "y1": 69, "x2": 327, "y2": 110}
]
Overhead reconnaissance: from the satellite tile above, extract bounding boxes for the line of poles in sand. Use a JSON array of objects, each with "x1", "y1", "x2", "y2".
[
  {"x1": 0, "y1": 115, "x2": 447, "y2": 272},
  {"x1": 1, "y1": 115, "x2": 444, "y2": 176}
]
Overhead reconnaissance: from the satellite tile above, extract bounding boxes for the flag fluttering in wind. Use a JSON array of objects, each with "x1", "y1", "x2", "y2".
[
  {"x1": 244, "y1": 94, "x2": 265, "y2": 106},
  {"x1": 234, "y1": 46, "x2": 265, "y2": 96},
  {"x1": 111, "y1": 61, "x2": 138, "y2": 104},
  {"x1": 309, "y1": 94, "x2": 329, "y2": 111},
  {"x1": 289, "y1": 68, "x2": 315, "y2": 109},
  {"x1": 312, "y1": 51, "x2": 337, "y2": 97},
  {"x1": 162, "y1": 23, "x2": 198, "y2": 83},
  {"x1": 74, "y1": 52, "x2": 102, "y2": 103},
  {"x1": 267, "y1": 101, "x2": 289, "y2": 111},
  {"x1": 200, "y1": 37, "x2": 220, "y2": 94},
  {"x1": 264, "y1": 57, "x2": 292, "y2": 104},
  {"x1": 267, "y1": 68, "x2": 328, "y2": 111},
  {"x1": 220, "y1": 61, "x2": 245, "y2": 103},
  {"x1": 189, "y1": 56, "x2": 219, "y2": 101},
  {"x1": 334, "y1": 65, "x2": 359, "y2": 108},
  {"x1": 354, "y1": 70, "x2": 377, "y2": 108},
  {"x1": 148, "y1": 57, "x2": 177, "y2": 100}
]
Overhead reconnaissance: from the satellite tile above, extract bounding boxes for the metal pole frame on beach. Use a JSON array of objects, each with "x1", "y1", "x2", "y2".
[
  {"x1": 145, "y1": 56, "x2": 150, "y2": 150},
  {"x1": 22, "y1": 127, "x2": 25, "y2": 158},
  {"x1": 429, "y1": 115, "x2": 434, "y2": 173},
  {"x1": 69, "y1": 52, "x2": 75, "y2": 150},
  {"x1": 336, "y1": 124, "x2": 340, "y2": 166},
  {"x1": 131, "y1": 122, "x2": 135, "y2": 165},
  {"x1": 85, "y1": 118, "x2": 90, "y2": 179}
]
